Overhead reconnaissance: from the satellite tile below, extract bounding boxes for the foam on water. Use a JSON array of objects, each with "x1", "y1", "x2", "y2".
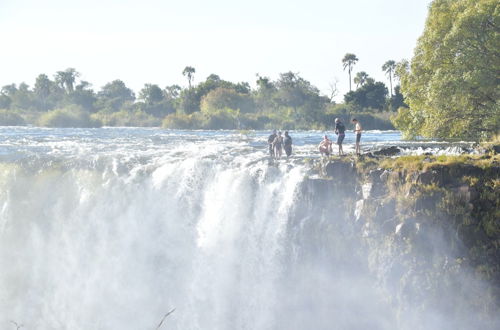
[{"x1": 0, "y1": 128, "x2": 490, "y2": 329}]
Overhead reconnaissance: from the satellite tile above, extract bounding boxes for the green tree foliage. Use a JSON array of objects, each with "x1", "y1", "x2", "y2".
[
  {"x1": 382, "y1": 60, "x2": 396, "y2": 96},
  {"x1": 182, "y1": 66, "x2": 196, "y2": 88},
  {"x1": 200, "y1": 87, "x2": 253, "y2": 113},
  {"x1": 394, "y1": 0, "x2": 500, "y2": 140},
  {"x1": 0, "y1": 109, "x2": 25, "y2": 126},
  {"x1": 139, "y1": 84, "x2": 163, "y2": 104},
  {"x1": 96, "y1": 80, "x2": 135, "y2": 112},
  {"x1": 68, "y1": 81, "x2": 97, "y2": 112},
  {"x1": 344, "y1": 80, "x2": 388, "y2": 111},
  {"x1": 138, "y1": 84, "x2": 175, "y2": 117},
  {"x1": 274, "y1": 72, "x2": 327, "y2": 123},
  {"x1": 0, "y1": 66, "x2": 398, "y2": 130},
  {"x1": 54, "y1": 68, "x2": 80, "y2": 93},
  {"x1": 353, "y1": 71, "x2": 369, "y2": 88},
  {"x1": 38, "y1": 107, "x2": 101, "y2": 128},
  {"x1": 387, "y1": 85, "x2": 407, "y2": 112},
  {"x1": 342, "y1": 53, "x2": 359, "y2": 92}
]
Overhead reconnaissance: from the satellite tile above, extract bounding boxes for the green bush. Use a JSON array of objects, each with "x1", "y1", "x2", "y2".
[
  {"x1": 162, "y1": 113, "x2": 200, "y2": 129},
  {"x1": 92, "y1": 110, "x2": 160, "y2": 127},
  {"x1": 0, "y1": 109, "x2": 26, "y2": 126},
  {"x1": 39, "y1": 108, "x2": 101, "y2": 128}
]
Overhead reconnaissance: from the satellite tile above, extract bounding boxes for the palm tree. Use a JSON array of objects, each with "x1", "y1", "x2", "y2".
[
  {"x1": 342, "y1": 53, "x2": 359, "y2": 92},
  {"x1": 353, "y1": 71, "x2": 369, "y2": 88},
  {"x1": 54, "y1": 68, "x2": 80, "y2": 93},
  {"x1": 182, "y1": 66, "x2": 196, "y2": 89},
  {"x1": 382, "y1": 60, "x2": 396, "y2": 97}
]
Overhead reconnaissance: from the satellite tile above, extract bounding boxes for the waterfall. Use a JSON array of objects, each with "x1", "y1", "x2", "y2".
[{"x1": 0, "y1": 128, "x2": 497, "y2": 329}]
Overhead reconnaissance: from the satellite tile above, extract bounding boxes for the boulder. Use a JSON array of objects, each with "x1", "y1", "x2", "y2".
[
  {"x1": 373, "y1": 146, "x2": 401, "y2": 156},
  {"x1": 325, "y1": 161, "x2": 355, "y2": 182},
  {"x1": 379, "y1": 170, "x2": 391, "y2": 183}
]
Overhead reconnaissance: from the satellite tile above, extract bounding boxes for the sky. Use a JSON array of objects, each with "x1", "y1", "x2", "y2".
[{"x1": 0, "y1": 0, "x2": 432, "y2": 101}]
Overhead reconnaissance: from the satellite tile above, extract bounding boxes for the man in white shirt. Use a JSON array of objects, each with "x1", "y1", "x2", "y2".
[{"x1": 352, "y1": 118, "x2": 362, "y2": 155}]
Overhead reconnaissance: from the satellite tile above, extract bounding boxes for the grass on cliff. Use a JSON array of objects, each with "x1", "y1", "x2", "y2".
[{"x1": 379, "y1": 154, "x2": 499, "y2": 172}]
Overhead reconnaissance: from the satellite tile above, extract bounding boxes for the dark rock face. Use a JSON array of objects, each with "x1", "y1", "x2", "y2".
[
  {"x1": 315, "y1": 156, "x2": 500, "y2": 326},
  {"x1": 324, "y1": 161, "x2": 356, "y2": 185},
  {"x1": 373, "y1": 146, "x2": 401, "y2": 156}
]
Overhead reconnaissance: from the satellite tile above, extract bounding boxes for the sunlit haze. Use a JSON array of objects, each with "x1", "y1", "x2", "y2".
[{"x1": 0, "y1": 0, "x2": 431, "y2": 100}]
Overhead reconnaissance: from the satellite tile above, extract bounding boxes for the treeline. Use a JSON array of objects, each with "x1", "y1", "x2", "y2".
[{"x1": 0, "y1": 60, "x2": 405, "y2": 130}]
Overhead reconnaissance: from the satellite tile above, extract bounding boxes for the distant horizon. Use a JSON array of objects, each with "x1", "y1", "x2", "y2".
[{"x1": 0, "y1": 0, "x2": 432, "y2": 101}]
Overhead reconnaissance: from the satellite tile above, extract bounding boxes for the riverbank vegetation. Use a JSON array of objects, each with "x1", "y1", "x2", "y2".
[
  {"x1": 0, "y1": 68, "x2": 403, "y2": 130},
  {"x1": 0, "y1": 0, "x2": 497, "y2": 141}
]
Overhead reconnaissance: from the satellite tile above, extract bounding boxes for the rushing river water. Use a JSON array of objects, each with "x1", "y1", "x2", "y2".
[{"x1": 0, "y1": 128, "x2": 489, "y2": 329}]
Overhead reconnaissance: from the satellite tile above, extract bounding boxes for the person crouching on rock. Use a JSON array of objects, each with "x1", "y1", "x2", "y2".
[
  {"x1": 273, "y1": 131, "x2": 284, "y2": 159},
  {"x1": 318, "y1": 135, "x2": 333, "y2": 157},
  {"x1": 334, "y1": 118, "x2": 346, "y2": 156},
  {"x1": 283, "y1": 131, "x2": 292, "y2": 158}
]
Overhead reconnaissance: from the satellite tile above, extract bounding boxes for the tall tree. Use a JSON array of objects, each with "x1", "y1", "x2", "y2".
[
  {"x1": 182, "y1": 66, "x2": 196, "y2": 89},
  {"x1": 342, "y1": 53, "x2": 359, "y2": 92},
  {"x1": 344, "y1": 80, "x2": 388, "y2": 112},
  {"x1": 394, "y1": 0, "x2": 499, "y2": 139},
  {"x1": 97, "y1": 80, "x2": 135, "y2": 111},
  {"x1": 54, "y1": 68, "x2": 80, "y2": 93},
  {"x1": 353, "y1": 71, "x2": 369, "y2": 88},
  {"x1": 139, "y1": 84, "x2": 164, "y2": 104},
  {"x1": 382, "y1": 60, "x2": 396, "y2": 97}
]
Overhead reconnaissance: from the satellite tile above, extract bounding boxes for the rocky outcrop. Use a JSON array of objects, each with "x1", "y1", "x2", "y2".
[{"x1": 318, "y1": 155, "x2": 500, "y2": 322}]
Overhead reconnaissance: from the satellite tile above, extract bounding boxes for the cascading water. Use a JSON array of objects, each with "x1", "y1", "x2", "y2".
[{"x1": 0, "y1": 128, "x2": 496, "y2": 329}]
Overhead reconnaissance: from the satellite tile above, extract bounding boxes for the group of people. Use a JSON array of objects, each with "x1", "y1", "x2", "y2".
[
  {"x1": 319, "y1": 118, "x2": 362, "y2": 157},
  {"x1": 267, "y1": 118, "x2": 362, "y2": 159},
  {"x1": 267, "y1": 130, "x2": 293, "y2": 159}
]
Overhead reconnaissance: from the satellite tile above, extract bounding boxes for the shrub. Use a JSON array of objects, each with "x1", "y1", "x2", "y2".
[
  {"x1": 162, "y1": 113, "x2": 200, "y2": 129},
  {"x1": 38, "y1": 108, "x2": 101, "y2": 128},
  {"x1": 0, "y1": 109, "x2": 26, "y2": 126},
  {"x1": 92, "y1": 110, "x2": 160, "y2": 127}
]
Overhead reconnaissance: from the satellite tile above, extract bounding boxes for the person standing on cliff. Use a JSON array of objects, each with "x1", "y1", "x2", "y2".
[
  {"x1": 283, "y1": 131, "x2": 292, "y2": 158},
  {"x1": 334, "y1": 118, "x2": 346, "y2": 156},
  {"x1": 267, "y1": 130, "x2": 277, "y2": 158},
  {"x1": 352, "y1": 118, "x2": 362, "y2": 155},
  {"x1": 273, "y1": 131, "x2": 284, "y2": 159}
]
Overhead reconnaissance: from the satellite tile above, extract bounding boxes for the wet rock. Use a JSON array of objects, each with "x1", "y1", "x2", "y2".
[
  {"x1": 416, "y1": 170, "x2": 442, "y2": 185},
  {"x1": 324, "y1": 161, "x2": 356, "y2": 184},
  {"x1": 362, "y1": 183, "x2": 373, "y2": 199},
  {"x1": 415, "y1": 195, "x2": 439, "y2": 212},
  {"x1": 492, "y1": 145, "x2": 500, "y2": 154},
  {"x1": 374, "y1": 200, "x2": 396, "y2": 224},
  {"x1": 379, "y1": 170, "x2": 391, "y2": 183},
  {"x1": 373, "y1": 146, "x2": 401, "y2": 156},
  {"x1": 368, "y1": 168, "x2": 384, "y2": 183},
  {"x1": 395, "y1": 219, "x2": 420, "y2": 239},
  {"x1": 354, "y1": 199, "x2": 364, "y2": 222}
]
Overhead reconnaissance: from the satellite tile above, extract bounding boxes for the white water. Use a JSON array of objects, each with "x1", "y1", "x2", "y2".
[{"x1": 0, "y1": 128, "x2": 493, "y2": 329}]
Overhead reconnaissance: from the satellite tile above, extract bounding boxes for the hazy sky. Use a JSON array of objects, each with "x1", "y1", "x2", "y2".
[{"x1": 0, "y1": 0, "x2": 431, "y2": 100}]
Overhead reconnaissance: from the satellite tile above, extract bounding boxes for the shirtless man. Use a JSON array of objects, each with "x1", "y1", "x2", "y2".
[
  {"x1": 318, "y1": 135, "x2": 333, "y2": 157},
  {"x1": 352, "y1": 118, "x2": 362, "y2": 155}
]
